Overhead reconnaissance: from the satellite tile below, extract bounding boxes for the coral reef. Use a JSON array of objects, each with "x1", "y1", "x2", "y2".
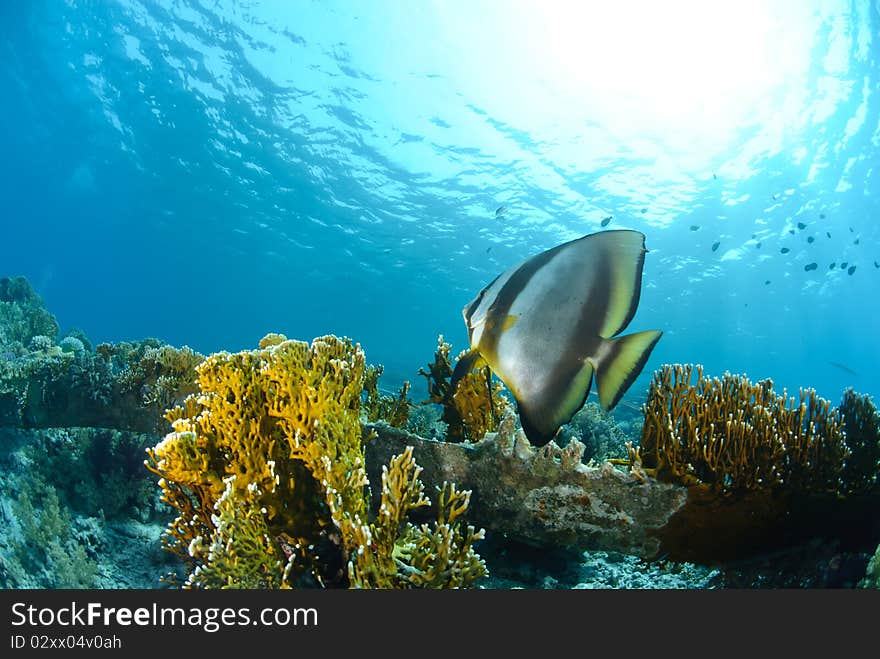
[
  {"x1": 418, "y1": 335, "x2": 507, "y2": 443},
  {"x1": 3, "y1": 275, "x2": 877, "y2": 588},
  {"x1": 146, "y1": 334, "x2": 486, "y2": 589},
  {"x1": 366, "y1": 364, "x2": 880, "y2": 566},
  {"x1": 23, "y1": 427, "x2": 160, "y2": 520},
  {"x1": 1, "y1": 304, "x2": 203, "y2": 433},
  {"x1": 0, "y1": 423, "x2": 177, "y2": 589}
]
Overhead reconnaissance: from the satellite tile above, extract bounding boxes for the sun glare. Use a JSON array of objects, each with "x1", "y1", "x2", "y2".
[
  {"x1": 448, "y1": 0, "x2": 817, "y2": 166},
  {"x1": 544, "y1": 2, "x2": 813, "y2": 152}
]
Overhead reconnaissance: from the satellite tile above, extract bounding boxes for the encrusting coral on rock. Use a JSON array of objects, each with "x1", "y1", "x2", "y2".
[{"x1": 145, "y1": 333, "x2": 487, "y2": 589}]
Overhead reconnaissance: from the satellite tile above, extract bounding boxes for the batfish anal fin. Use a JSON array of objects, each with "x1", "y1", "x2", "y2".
[
  {"x1": 516, "y1": 361, "x2": 595, "y2": 447},
  {"x1": 594, "y1": 329, "x2": 663, "y2": 410}
]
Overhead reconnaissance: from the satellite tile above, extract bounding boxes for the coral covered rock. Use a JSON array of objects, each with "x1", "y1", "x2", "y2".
[{"x1": 365, "y1": 407, "x2": 688, "y2": 559}]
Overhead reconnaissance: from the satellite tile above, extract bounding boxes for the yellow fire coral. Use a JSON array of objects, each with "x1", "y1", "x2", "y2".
[
  {"x1": 419, "y1": 335, "x2": 507, "y2": 442},
  {"x1": 145, "y1": 334, "x2": 486, "y2": 589},
  {"x1": 344, "y1": 447, "x2": 486, "y2": 588},
  {"x1": 633, "y1": 364, "x2": 880, "y2": 562},
  {"x1": 839, "y1": 388, "x2": 880, "y2": 495},
  {"x1": 639, "y1": 364, "x2": 848, "y2": 494}
]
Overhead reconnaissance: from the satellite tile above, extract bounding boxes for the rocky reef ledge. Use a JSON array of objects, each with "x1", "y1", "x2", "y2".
[{"x1": 365, "y1": 411, "x2": 687, "y2": 560}]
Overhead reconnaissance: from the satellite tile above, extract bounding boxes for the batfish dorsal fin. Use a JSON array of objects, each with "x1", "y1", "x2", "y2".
[{"x1": 588, "y1": 230, "x2": 650, "y2": 339}]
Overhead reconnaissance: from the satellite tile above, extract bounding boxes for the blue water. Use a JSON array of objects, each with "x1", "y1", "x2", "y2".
[{"x1": 1, "y1": 0, "x2": 878, "y2": 406}]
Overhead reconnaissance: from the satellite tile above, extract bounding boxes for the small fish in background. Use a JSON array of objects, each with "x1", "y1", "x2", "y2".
[
  {"x1": 848, "y1": 265, "x2": 857, "y2": 275},
  {"x1": 807, "y1": 236, "x2": 815, "y2": 244},
  {"x1": 713, "y1": 173, "x2": 717, "y2": 180},
  {"x1": 601, "y1": 215, "x2": 613, "y2": 227},
  {"x1": 804, "y1": 262, "x2": 818, "y2": 271},
  {"x1": 690, "y1": 225, "x2": 700, "y2": 231},
  {"x1": 764, "y1": 280, "x2": 771, "y2": 285},
  {"x1": 829, "y1": 263, "x2": 836, "y2": 270},
  {"x1": 788, "y1": 229, "x2": 796, "y2": 235},
  {"x1": 711, "y1": 241, "x2": 720, "y2": 252},
  {"x1": 874, "y1": 261, "x2": 879, "y2": 268},
  {"x1": 495, "y1": 205, "x2": 509, "y2": 218},
  {"x1": 486, "y1": 246, "x2": 492, "y2": 253},
  {"x1": 820, "y1": 213, "x2": 826, "y2": 219},
  {"x1": 828, "y1": 360, "x2": 858, "y2": 376},
  {"x1": 841, "y1": 262, "x2": 848, "y2": 269},
  {"x1": 780, "y1": 247, "x2": 791, "y2": 254},
  {"x1": 640, "y1": 207, "x2": 647, "y2": 214},
  {"x1": 772, "y1": 193, "x2": 779, "y2": 200},
  {"x1": 850, "y1": 227, "x2": 855, "y2": 232},
  {"x1": 826, "y1": 231, "x2": 831, "y2": 238},
  {"x1": 756, "y1": 242, "x2": 762, "y2": 248},
  {"x1": 383, "y1": 248, "x2": 393, "y2": 253},
  {"x1": 797, "y1": 222, "x2": 807, "y2": 230},
  {"x1": 854, "y1": 238, "x2": 860, "y2": 245}
]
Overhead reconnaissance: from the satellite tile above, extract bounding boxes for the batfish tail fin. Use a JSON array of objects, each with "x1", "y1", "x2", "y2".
[{"x1": 594, "y1": 329, "x2": 663, "y2": 410}]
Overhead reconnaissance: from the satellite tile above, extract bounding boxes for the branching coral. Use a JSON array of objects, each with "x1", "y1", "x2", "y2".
[
  {"x1": 345, "y1": 447, "x2": 487, "y2": 588},
  {"x1": 362, "y1": 363, "x2": 412, "y2": 428},
  {"x1": 418, "y1": 335, "x2": 507, "y2": 443},
  {"x1": 640, "y1": 364, "x2": 849, "y2": 494},
  {"x1": 629, "y1": 364, "x2": 880, "y2": 562},
  {"x1": 839, "y1": 388, "x2": 880, "y2": 495},
  {"x1": 145, "y1": 334, "x2": 487, "y2": 589}
]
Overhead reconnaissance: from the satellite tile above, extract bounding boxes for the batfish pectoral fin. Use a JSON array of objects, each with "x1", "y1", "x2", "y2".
[
  {"x1": 517, "y1": 361, "x2": 595, "y2": 447},
  {"x1": 450, "y1": 348, "x2": 488, "y2": 392},
  {"x1": 594, "y1": 329, "x2": 663, "y2": 410}
]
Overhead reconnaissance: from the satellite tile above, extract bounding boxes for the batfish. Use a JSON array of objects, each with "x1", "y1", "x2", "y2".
[{"x1": 453, "y1": 229, "x2": 662, "y2": 446}]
